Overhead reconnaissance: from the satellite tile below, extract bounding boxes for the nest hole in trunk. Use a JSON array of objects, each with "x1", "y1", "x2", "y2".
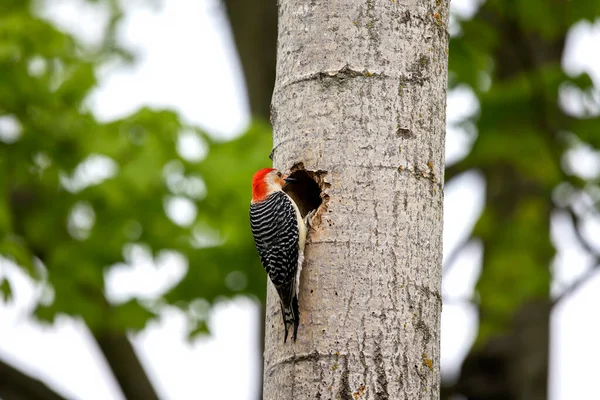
[{"x1": 282, "y1": 163, "x2": 328, "y2": 219}]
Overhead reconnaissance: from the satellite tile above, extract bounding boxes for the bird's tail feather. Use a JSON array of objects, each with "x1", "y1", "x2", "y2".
[{"x1": 280, "y1": 294, "x2": 299, "y2": 343}]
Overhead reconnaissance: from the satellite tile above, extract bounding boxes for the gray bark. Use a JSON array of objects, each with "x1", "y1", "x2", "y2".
[{"x1": 265, "y1": 1, "x2": 449, "y2": 399}]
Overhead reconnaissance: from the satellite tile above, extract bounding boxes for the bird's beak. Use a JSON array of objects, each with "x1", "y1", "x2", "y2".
[{"x1": 284, "y1": 176, "x2": 297, "y2": 183}]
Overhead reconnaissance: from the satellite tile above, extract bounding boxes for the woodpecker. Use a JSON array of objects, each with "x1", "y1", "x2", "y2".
[{"x1": 249, "y1": 168, "x2": 312, "y2": 343}]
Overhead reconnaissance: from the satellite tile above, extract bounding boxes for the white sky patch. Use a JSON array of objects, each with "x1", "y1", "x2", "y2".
[
  {"x1": 177, "y1": 130, "x2": 208, "y2": 162},
  {"x1": 164, "y1": 196, "x2": 198, "y2": 227},
  {"x1": 581, "y1": 215, "x2": 600, "y2": 252},
  {"x1": 36, "y1": 0, "x2": 111, "y2": 48},
  {"x1": 104, "y1": 246, "x2": 188, "y2": 304},
  {"x1": 564, "y1": 20, "x2": 600, "y2": 85},
  {"x1": 550, "y1": 211, "x2": 598, "y2": 298},
  {"x1": 60, "y1": 154, "x2": 119, "y2": 193},
  {"x1": 0, "y1": 114, "x2": 23, "y2": 143},
  {"x1": 445, "y1": 85, "x2": 480, "y2": 165},
  {"x1": 440, "y1": 231, "x2": 482, "y2": 381},
  {"x1": 440, "y1": 303, "x2": 478, "y2": 382},
  {"x1": 450, "y1": 0, "x2": 481, "y2": 19},
  {"x1": 443, "y1": 241, "x2": 483, "y2": 301},
  {"x1": 448, "y1": 0, "x2": 481, "y2": 36},
  {"x1": 442, "y1": 170, "x2": 486, "y2": 260},
  {"x1": 563, "y1": 142, "x2": 600, "y2": 180},
  {"x1": 86, "y1": 0, "x2": 249, "y2": 138},
  {"x1": 67, "y1": 201, "x2": 96, "y2": 241},
  {"x1": 551, "y1": 271, "x2": 600, "y2": 400},
  {"x1": 561, "y1": 21, "x2": 600, "y2": 117},
  {"x1": 28, "y1": 55, "x2": 48, "y2": 77}
]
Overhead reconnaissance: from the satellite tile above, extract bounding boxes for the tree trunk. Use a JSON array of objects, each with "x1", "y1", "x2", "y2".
[{"x1": 265, "y1": 1, "x2": 449, "y2": 399}]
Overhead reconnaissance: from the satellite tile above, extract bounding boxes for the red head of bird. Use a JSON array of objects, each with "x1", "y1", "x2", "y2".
[{"x1": 251, "y1": 168, "x2": 293, "y2": 202}]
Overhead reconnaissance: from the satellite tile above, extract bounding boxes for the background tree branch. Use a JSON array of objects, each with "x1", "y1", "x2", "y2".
[
  {"x1": 93, "y1": 330, "x2": 159, "y2": 400},
  {"x1": 222, "y1": 0, "x2": 277, "y2": 121},
  {"x1": 0, "y1": 357, "x2": 67, "y2": 400}
]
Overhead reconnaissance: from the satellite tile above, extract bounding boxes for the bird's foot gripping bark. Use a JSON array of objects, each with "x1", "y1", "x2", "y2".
[{"x1": 304, "y1": 209, "x2": 316, "y2": 230}]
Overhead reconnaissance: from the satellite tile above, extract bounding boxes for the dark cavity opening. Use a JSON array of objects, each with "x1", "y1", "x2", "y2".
[{"x1": 282, "y1": 164, "x2": 325, "y2": 219}]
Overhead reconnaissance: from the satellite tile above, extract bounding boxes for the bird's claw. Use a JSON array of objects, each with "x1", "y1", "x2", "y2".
[{"x1": 304, "y1": 209, "x2": 317, "y2": 230}]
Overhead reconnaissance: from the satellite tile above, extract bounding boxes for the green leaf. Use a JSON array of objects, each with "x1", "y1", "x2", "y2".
[
  {"x1": 110, "y1": 299, "x2": 157, "y2": 332},
  {"x1": 0, "y1": 235, "x2": 34, "y2": 273},
  {"x1": 187, "y1": 320, "x2": 209, "y2": 341},
  {"x1": 0, "y1": 278, "x2": 12, "y2": 302}
]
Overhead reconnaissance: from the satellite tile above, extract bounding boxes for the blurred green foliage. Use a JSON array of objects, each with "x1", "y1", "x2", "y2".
[
  {"x1": 0, "y1": 0, "x2": 270, "y2": 335},
  {"x1": 448, "y1": 0, "x2": 600, "y2": 341}
]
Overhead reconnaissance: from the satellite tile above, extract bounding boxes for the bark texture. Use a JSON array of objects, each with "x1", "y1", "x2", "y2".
[{"x1": 265, "y1": 1, "x2": 449, "y2": 399}]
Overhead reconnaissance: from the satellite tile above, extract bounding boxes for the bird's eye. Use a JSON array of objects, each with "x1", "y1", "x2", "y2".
[{"x1": 276, "y1": 172, "x2": 282, "y2": 178}]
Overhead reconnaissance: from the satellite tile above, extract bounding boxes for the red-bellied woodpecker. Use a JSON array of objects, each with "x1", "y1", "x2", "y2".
[{"x1": 249, "y1": 168, "x2": 313, "y2": 343}]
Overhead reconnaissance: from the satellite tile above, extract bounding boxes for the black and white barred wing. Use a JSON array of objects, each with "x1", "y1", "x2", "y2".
[{"x1": 249, "y1": 191, "x2": 300, "y2": 305}]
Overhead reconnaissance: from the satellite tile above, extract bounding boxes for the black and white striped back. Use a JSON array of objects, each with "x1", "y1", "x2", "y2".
[{"x1": 249, "y1": 191, "x2": 300, "y2": 290}]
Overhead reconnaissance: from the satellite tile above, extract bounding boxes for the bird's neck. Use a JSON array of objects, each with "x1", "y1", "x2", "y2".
[{"x1": 252, "y1": 185, "x2": 281, "y2": 203}]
